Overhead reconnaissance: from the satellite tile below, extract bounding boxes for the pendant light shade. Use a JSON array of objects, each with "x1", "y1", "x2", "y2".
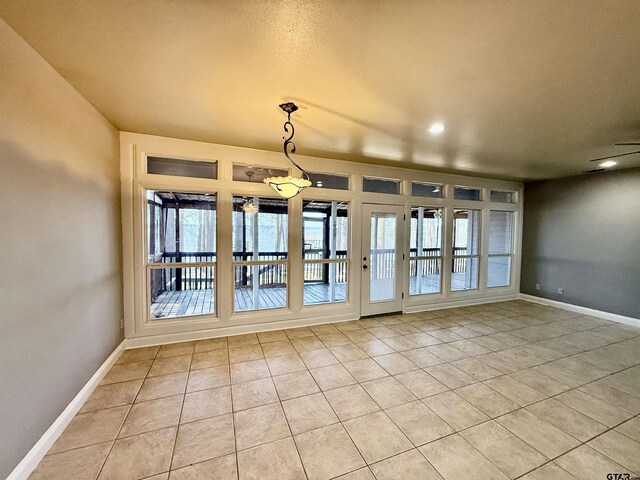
[
  {"x1": 264, "y1": 176, "x2": 312, "y2": 198},
  {"x1": 241, "y1": 198, "x2": 259, "y2": 214},
  {"x1": 264, "y1": 102, "x2": 311, "y2": 198}
]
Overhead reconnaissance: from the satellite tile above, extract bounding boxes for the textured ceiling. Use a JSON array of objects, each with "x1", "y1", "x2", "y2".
[{"x1": 2, "y1": 0, "x2": 640, "y2": 180}]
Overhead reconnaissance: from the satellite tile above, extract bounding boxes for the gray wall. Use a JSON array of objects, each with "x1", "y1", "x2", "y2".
[
  {"x1": 521, "y1": 168, "x2": 640, "y2": 319},
  {"x1": 0, "y1": 20, "x2": 123, "y2": 478}
]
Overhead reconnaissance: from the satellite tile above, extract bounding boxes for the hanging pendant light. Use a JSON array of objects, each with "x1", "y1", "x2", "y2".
[
  {"x1": 263, "y1": 102, "x2": 312, "y2": 198},
  {"x1": 241, "y1": 189, "x2": 259, "y2": 214},
  {"x1": 242, "y1": 199, "x2": 259, "y2": 214}
]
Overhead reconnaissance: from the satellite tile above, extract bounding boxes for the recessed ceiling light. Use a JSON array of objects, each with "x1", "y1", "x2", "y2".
[
  {"x1": 428, "y1": 123, "x2": 446, "y2": 135},
  {"x1": 599, "y1": 160, "x2": 618, "y2": 168}
]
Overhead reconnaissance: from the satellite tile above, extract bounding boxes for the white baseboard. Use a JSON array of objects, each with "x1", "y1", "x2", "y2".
[
  {"x1": 7, "y1": 340, "x2": 127, "y2": 480},
  {"x1": 519, "y1": 294, "x2": 640, "y2": 328},
  {"x1": 126, "y1": 313, "x2": 359, "y2": 348},
  {"x1": 404, "y1": 293, "x2": 520, "y2": 314},
  {"x1": 127, "y1": 294, "x2": 522, "y2": 348}
]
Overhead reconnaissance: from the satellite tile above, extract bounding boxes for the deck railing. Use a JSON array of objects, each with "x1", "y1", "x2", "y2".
[
  {"x1": 303, "y1": 248, "x2": 348, "y2": 283},
  {"x1": 153, "y1": 246, "x2": 470, "y2": 295}
]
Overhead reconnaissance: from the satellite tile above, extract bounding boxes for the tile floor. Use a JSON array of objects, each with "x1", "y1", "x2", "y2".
[{"x1": 29, "y1": 300, "x2": 640, "y2": 480}]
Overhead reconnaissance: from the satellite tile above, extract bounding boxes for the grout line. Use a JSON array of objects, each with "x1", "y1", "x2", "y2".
[
  {"x1": 166, "y1": 344, "x2": 193, "y2": 473},
  {"x1": 45, "y1": 302, "x2": 640, "y2": 478},
  {"x1": 227, "y1": 344, "x2": 241, "y2": 479},
  {"x1": 511, "y1": 412, "x2": 640, "y2": 479},
  {"x1": 93, "y1": 345, "x2": 162, "y2": 478}
]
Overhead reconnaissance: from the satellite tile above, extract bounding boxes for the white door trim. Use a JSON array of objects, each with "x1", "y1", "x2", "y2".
[{"x1": 361, "y1": 203, "x2": 405, "y2": 316}]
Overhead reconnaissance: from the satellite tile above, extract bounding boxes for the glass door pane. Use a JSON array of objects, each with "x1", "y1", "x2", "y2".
[
  {"x1": 370, "y1": 213, "x2": 397, "y2": 302},
  {"x1": 361, "y1": 204, "x2": 404, "y2": 317}
]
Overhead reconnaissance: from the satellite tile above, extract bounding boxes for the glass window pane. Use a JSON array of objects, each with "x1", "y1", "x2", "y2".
[
  {"x1": 451, "y1": 257, "x2": 479, "y2": 291},
  {"x1": 409, "y1": 258, "x2": 441, "y2": 295},
  {"x1": 453, "y1": 209, "x2": 480, "y2": 256},
  {"x1": 304, "y1": 262, "x2": 347, "y2": 304},
  {"x1": 302, "y1": 200, "x2": 348, "y2": 260},
  {"x1": 147, "y1": 191, "x2": 216, "y2": 263},
  {"x1": 234, "y1": 264, "x2": 287, "y2": 311},
  {"x1": 232, "y1": 164, "x2": 288, "y2": 182},
  {"x1": 232, "y1": 196, "x2": 288, "y2": 261},
  {"x1": 150, "y1": 266, "x2": 215, "y2": 319},
  {"x1": 308, "y1": 172, "x2": 349, "y2": 190},
  {"x1": 363, "y1": 177, "x2": 400, "y2": 194},
  {"x1": 488, "y1": 256, "x2": 511, "y2": 287},
  {"x1": 490, "y1": 190, "x2": 515, "y2": 203},
  {"x1": 370, "y1": 213, "x2": 396, "y2": 301},
  {"x1": 412, "y1": 182, "x2": 443, "y2": 198},
  {"x1": 489, "y1": 211, "x2": 513, "y2": 254},
  {"x1": 147, "y1": 157, "x2": 217, "y2": 179},
  {"x1": 410, "y1": 207, "x2": 442, "y2": 257},
  {"x1": 454, "y1": 186, "x2": 481, "y2": 201}
]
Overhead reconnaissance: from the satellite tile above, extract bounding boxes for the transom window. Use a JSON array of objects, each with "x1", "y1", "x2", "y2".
[
  {"x1": 307, "y1": 172, "x2": 350, "y2": 190},
  {"x1": 363, "y1": 177, "x2": 401, "y2": 194},
  {"x1": 454, "y1": 186, "x2": 481, "y2": 201},
  {"x1": 147, "y1": 157, "x2": 218, "y2": 180},
  {"x1": 232, "y1": 164, "x2": 288, "y2": 183},
  {"x1": 412, "y1": 182, "x2": 444, "y2": 198},
  {"x1": 490, "y1": 190, "x2": 516, "y2": 203}
]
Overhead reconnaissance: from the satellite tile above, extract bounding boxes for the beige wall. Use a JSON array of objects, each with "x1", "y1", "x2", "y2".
[
  {"x1": 521, "y1": 168, "x2": 640, "y2": 318},
  {"x1": 0, "y1": 19, "x2": 123, "y2": 478}
]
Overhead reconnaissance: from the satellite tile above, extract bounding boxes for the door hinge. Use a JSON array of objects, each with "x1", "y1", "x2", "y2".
[
  {"x1": 403, "y1": 214, "x2": 406, "y2": 221},
  {"x1": 402, "y1": 292, "x2": 404, "y2": 299},
  {"x1": 403, "y1": 253, "x2": 405, "y2": 260}
]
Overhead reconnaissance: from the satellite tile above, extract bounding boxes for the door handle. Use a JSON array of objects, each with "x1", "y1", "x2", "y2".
[{"x1": 363, "y1": 265, "x2": 368, "y2": 270}]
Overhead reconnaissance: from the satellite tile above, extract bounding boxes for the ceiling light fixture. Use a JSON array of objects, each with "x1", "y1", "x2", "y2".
[
  {"x1": 264, "y1": 103, "x2": 312, "y2": 198},
  {"x1": 428, "y1": 122, "x2": 446, "y2": 135},
  {"x1": 242, "y1": 197, "x2": 259, "y2": 214},
  {"x1": 599, "y1": 160, "x2": 618, "y2": 168}
]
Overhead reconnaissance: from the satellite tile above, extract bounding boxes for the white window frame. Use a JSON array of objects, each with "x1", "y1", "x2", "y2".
[
  {"x1": 409, "y1": 206, "x2": 444, "y2": 296},
  {"x1": 231, "y1": 195, "x2": 290, "y2": 313},
  {"x1": 144, "y1": 190, "x2": 218, "y2": 321},
  {"x1": 121, "y1": 133, "x2": 523, "y2": 342},
  {"x1": 302, "y1": 199, "x2": 351, "y2": 307},
  {"x1": 451, "y1": 208, "x2": 481, "y2": 292},
  {"x1": 487, "y1": 210, "x2": 515, "y2": 288}
]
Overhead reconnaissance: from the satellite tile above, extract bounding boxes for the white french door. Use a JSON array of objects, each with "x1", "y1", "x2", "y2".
[{"x1": 361, "y1": 204, "x2": 405, "y2": 316}]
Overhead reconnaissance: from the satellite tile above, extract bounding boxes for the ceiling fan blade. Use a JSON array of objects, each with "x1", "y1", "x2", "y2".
[
  {"x1": 615, "y1": 142, "x2": 640, "y2": 146},
  {"x1": 589, "y1": 150, "x2": 640, "y2": 162}
]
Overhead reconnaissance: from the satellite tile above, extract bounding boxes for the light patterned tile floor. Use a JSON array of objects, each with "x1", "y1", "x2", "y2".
[{"x1": 29, "y1": 300, "x2": 640, "y2": 480}]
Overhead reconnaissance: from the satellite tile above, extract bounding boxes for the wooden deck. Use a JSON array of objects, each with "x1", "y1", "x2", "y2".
[
  {"x1": 150, "y1": 283, "x2": 348, "y2": 318},
  {"x1": 151, "y1": 289, "x2": 214, "y2": 318},
  {"x1": 150, "y1": 268, "x2": 508, "y2": 319}
]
